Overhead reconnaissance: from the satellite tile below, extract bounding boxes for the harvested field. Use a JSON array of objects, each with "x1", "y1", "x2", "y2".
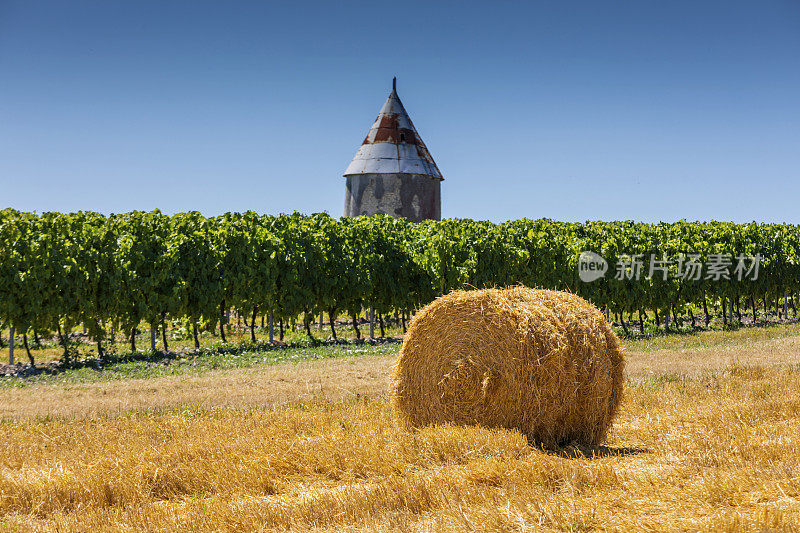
[
  {"x1": 1, "y1": 331, "x2": 800, "y2": 531},
  {"x1": 3, "y1": 331, "x2": 800, "y2": 420}
]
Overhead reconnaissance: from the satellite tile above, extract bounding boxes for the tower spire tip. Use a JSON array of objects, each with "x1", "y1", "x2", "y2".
[{"x1": 392, "y1": 76, "x2": 396, "y2": 93}]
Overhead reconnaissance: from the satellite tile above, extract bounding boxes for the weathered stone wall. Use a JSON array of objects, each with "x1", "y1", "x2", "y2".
[{"x1": 344, "y1": 174, "x2": 441, "y2": 222}]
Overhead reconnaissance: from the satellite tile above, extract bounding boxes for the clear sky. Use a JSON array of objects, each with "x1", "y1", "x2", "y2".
[{"x1": 1, "y1": 1, "x2": 798, "y2": 223}]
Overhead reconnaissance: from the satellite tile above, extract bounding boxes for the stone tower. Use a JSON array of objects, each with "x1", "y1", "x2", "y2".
[{"x1": 343, "y1": 78, "x2": 443, "y2": 221}]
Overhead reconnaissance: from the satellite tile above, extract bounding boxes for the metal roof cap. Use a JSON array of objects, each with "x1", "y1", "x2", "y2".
[{"x1": 344, "y1": 78, "x2": 443, "y2": 180}]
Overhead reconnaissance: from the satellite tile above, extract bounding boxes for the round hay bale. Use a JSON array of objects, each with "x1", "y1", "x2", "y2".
[{"x1": 390, "y1": 287, "x2": 625, "y2": 447}]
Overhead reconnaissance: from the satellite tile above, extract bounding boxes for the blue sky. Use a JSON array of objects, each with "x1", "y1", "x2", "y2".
[{"x1": 1, "y1": 1, "x2": 798, "y2": 223}]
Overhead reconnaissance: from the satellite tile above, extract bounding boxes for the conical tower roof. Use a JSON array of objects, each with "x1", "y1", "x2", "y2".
[{"x1": 344, "y1": 78, "x2": 443, "y2": 180}]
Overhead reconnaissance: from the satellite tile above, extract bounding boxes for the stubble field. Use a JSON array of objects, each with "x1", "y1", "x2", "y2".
[{"x1": 1, "y1": 328, "x2": 800, "y2": 531}]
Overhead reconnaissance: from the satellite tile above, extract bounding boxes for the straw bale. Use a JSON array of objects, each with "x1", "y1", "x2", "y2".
[{"x1": 390, "y1": 287, "x2": 625, "y2": 447}]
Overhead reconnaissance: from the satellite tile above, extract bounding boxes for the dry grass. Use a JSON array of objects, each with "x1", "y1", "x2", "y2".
[
  {"x1": 0, "y1": 356, "x2": 390, "y2": 420},
  {"x1": 627, "y1": 333, "x2": 800, "y2": 380},
  {"x1": 1, "y1": 365, "x2": 799, "y2": 531},
  {"x1": 392, "y1": 288, "x2": 624, "y2": 447},
  {"x1": 2, "y1": 331, "x2": 800, "y2": 531},
  {"x1": 3, "y1": 333, "x2": 800, "y2": 421},
  {"x1": 624, "y1": 321, "x2": 800, "y2": 353}
]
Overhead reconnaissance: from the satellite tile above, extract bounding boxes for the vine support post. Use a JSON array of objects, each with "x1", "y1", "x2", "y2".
[
  {"x1": 8, "y1": 326, "x2": 14, "y2": 365},
  {"x1": 319, "y1": 314, "x2": 323, "y2": 330},
  {"x1": 369, "y1": 307, "x2": 375, "y2": 339},
  {"x1": 150, "y1": 323, "x2": 156, "y2": 353},
  {"x1": 784, "y1": 290, "x2": 788, "y2": 319},
  {"x1": 268, "y1": 311, "x2": 274, "y2": 343}
]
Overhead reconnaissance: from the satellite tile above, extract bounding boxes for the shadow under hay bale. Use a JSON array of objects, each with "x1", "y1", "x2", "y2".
[
  {"x1": 390, "y1": 287, "x2": 625, "y2": 448},
  {"x1": 552, "y1": 444, "x2": 650, "y2": 459}
]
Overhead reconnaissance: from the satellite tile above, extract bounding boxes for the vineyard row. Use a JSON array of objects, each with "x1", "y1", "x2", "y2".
[{"x1": 2, "y1": 210, "x2": 799, "y2": 359}]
